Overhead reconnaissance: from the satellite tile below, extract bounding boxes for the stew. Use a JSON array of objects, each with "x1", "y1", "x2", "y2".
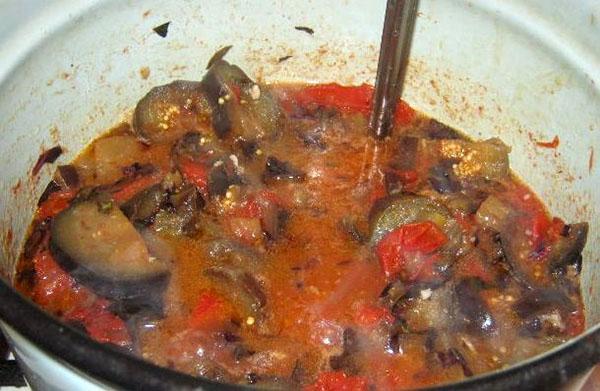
[{"x1": 16, "y1": 54, "x2": 587, "y2": 390}]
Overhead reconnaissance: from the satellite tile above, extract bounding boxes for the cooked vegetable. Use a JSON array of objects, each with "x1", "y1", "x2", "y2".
[
  {"x1": 375, "y1": 221, "x2": 448, "y2": 281},
  {"x1": 206, "y1": 45, "x2": 233, "y2": 69},
  {"x1": 429, "y1": 160, "x2": 461, "y2": 193},
  {"x1": 50, "y1": 199, "x2": 169, "y2": 315},
  {"x1": 32, "y1": 145, "x2": 63, "y2": 176},
  {"x1": 204, "y1": 266, "x2": 266, "y2": 316},
  {"x1": 513, "y1": 288, "x2": 575, "y2": 336},
  {"x1": 436, "y1": 348, "x2": 473, "y2": 377},
  {"x1": 90, "y1": 135, "x2": 149, "y2": 184},
  {"x1": 189, "y1": 291, "x2": 233, "y2": 330},
  {"x1": 37, "y1": 189, "x2": 76, "y2": 220},
  {"x1": 548, "y1": 222, "x2": 588, "y2": 274},
  {"x1": 55, "y1": 165, "x2": 80, "y2": 189},
  {"x1": 369, "y1": 194, "x2": 461, "y2": 251},
  {"x1": 438, "y1": 138, "x2": 510, "y2": 181},
  {"x1": 121, "y1": 184, "x2": 166, "y2": 224},
  {"x1": 209, "y1": 159, "x2": 242, "y2": 197},
  {"x1": 424, "y1": 119, "x2": 461, "y2": 140},
  {"x1": 263, "y1": 156, "x2": 305, "y2": 183},
  {"x1": 513, "y1": 288, "x2": 574, "y2": 319},
  {"x1": 50, "y1": 199, "x2": 167, "y2": 279},
  {"x1": 329, "y1": 328, "x2": 360, "y2": 373},
  {"x1": 475, "y1": 195, "x2": 512, "y2": 232},
  {"x1": 153, "y1": 184, "x2": 203, "y2": 236},
  {"x1": 133, "y1": 80, "x2": 208, "y2": 144},
  {"x1": 454, "y1": 278, "x2": 496, "y2": 335},
  {"x1": 202, "y1": 57, "x2": 282, "y2": 140}
]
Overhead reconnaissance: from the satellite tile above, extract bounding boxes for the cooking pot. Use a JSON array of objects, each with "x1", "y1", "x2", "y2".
[{"x1": 0, "y1": 0, "x2": 598, "y2": 389}]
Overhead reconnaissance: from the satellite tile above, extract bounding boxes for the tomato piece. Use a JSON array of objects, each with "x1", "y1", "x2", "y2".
[
  {"x1": 189, "y1": 292, "x2": 231, "y2": 329},
  {"x1": 394, "y1": 100, "x2": 415, "y2": 126},
  {"x1": 37, "y1": 190, "x2": 76, "y2": 220},
  {"x1": 67, "y1": 299, "x2": 131, "y2": 347},
  {"x1": 31, "y1": 250, "x2": 83, "y2": 309},
  {"x1": 31, "y1": 251, "x2": 131, "y2": 347},
  {"x1": 179, "y1": 158, "x2": 209, "y2": 197},
  {"x1": 354, "y1": 303, "x2": 393, "y2": 329},
  {"x1": 375, "y1": 221, "x2": 447, "y2": 280},
  {"x1": 304, "y1": 371, "x2": 369, "y2": 391},
  {"x1": 111, "y1": 174, "x2": 162, "y2": 203},
  {"x1": 502, "y1": 185, "x2": 552, "y2": 251},
  {"x1": 400, "y1": 221, "x2": 447, "y2": 253},
  {"x1": 291, "y1": 84, "x2": 374, "y2": 114}
]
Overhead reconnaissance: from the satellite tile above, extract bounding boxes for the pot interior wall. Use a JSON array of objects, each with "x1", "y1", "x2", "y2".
[{"x1": 0, "y1": 0, "x2": 598, "y2": 329}]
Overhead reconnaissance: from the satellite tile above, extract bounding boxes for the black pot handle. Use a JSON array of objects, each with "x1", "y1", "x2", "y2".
[{"x1": 0, "y1": 332, "x2": 26, "y2": 387}]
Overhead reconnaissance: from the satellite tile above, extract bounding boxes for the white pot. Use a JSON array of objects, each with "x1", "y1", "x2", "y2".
[{"x1": 0, "y1": 0, "x2": 598, "y2": 389}]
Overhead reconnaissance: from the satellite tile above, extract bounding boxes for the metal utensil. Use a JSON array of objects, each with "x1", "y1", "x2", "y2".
[{"x1": 369, "y1": 0, "x2": 419, "y2": 139}]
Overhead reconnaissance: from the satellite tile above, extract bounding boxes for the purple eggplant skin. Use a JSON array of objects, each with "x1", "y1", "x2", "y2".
[{"x1": 454, "y1": 278, "x2": 497, "y2": 335}]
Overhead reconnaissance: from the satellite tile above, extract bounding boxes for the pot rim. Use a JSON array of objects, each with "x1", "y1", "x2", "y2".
[{"x1": 0, "y1": 279, "x2": 598, "y2": 391}]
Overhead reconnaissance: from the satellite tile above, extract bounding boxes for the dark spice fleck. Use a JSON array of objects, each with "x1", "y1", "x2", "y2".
[
  {"x1": 153, "y1": 22, "x2": 171, "y2": 38},
  {"x1": 32, "y1": 146, "x2": 63, "y2": 176},
  {"x1": 294, "y1": 26, "x2": 314, "y2": 35},
  {"x1": 278, "y1": 55, "x2": 293, "y2": 63}
]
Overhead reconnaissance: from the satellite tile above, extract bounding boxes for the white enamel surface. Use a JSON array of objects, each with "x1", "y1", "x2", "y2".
[
  {"x1": 0, "y1": 0, "x2": 598, "y2": 388},
  {"x1": 0, "y1": 322, "x2": 108, "y2": 390}
]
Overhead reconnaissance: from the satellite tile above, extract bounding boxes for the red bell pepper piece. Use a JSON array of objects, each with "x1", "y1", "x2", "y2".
[
  {"x1": 285, "y1": 83, "x2": 416, "y2": 124},
  {"x1": 394, "y1": 100, "x2": 416, "y2": 126},
  {"x1": 111, "y1": 174, "x2": 162, "y2": 203},
  {"x1": 37, "y1": 190, "x2": 76, "y2": 220},
  {"x1": 304, "y1": 371, "x2": 369, "y2": 391},
  {"x1": 375, "y1": 221, "x2": 447, "y2": 280},
  {"x1": 291, "y1": 83, "x2": 374, "y2": 114},
  {"x1": 179, "y1": 158, "x2": 209, "y2": 197}
]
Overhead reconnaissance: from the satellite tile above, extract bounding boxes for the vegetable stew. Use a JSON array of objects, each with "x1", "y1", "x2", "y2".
[{"x1": 16, "y1": 54, "x2": 587, "y2": 390}]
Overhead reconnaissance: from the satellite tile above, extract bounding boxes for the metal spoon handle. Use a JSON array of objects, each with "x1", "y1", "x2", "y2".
[{"x1": 369, "y1": 0, "x2": 419, "y2": 139}]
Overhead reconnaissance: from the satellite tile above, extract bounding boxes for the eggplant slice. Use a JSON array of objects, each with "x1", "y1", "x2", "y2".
[
  {"x1": 369, "y1": 194, "x2": 462, "y2": 254},
  {"x1": 51, "y1": 199, "x2": 170, "y2": 316},
  {"x1": 133, "y1": 80, "x2": 209, "y2": 144}
]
